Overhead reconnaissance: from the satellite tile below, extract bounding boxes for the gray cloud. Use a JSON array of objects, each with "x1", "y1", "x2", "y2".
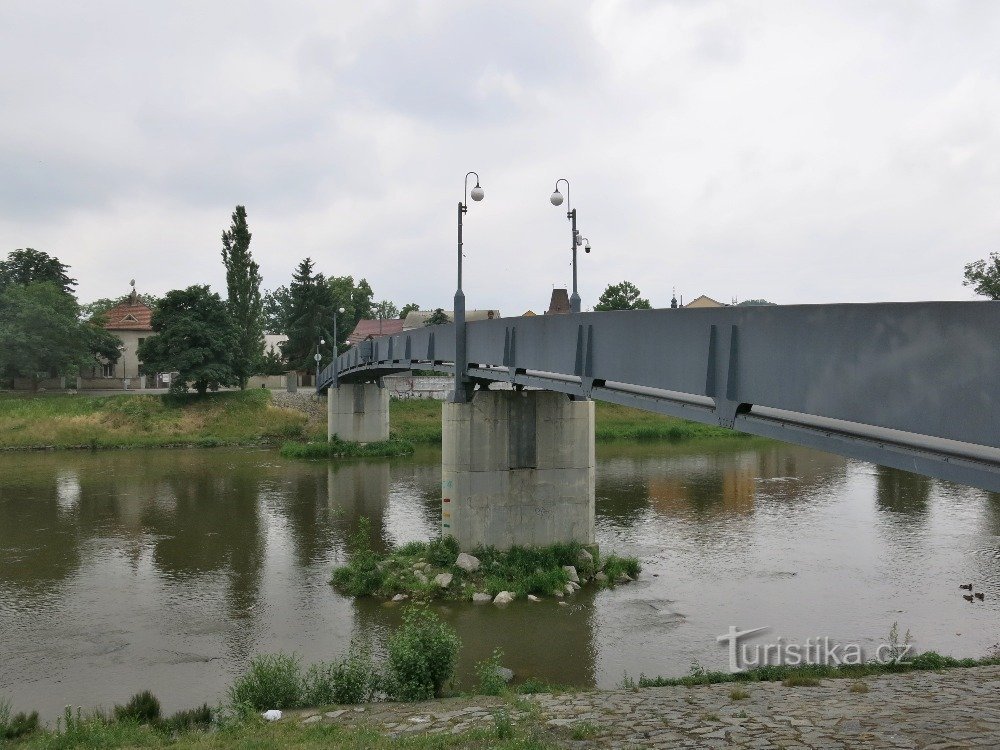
[{"x1": 1, "y1": 0, "x2": 998, "y2": 311}]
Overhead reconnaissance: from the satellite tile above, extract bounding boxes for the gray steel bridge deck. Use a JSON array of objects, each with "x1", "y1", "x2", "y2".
[{"x1": 318, "y1": 302, "x2": 1000, "y2": 493}]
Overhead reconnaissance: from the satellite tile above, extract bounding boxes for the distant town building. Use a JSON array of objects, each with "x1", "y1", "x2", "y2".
[
  {"x1": 347, "y1": 318, "x2": 405, "y2": 344},
  {"x1": 545, "y1": 288, "x2": 571, "y2": 315},
  {"x1": 684, "y1": 295, "x2": 727, "y2": 308},
  {"x1": 521, "y1": 310, "x2": 537, "y2": 317},
  {"x1": 96, "y1": 286, "x2": 153, "y2": 379},
  {"x1": 264, "y1": 333, "x2": 287, "y2": 355},
  {"x1": 401, "y1": 309, "x2": 500, "y2": 330}
]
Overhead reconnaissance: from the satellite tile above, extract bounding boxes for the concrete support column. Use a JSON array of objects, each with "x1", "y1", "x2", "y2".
[
  {"x1": 327, "y1": 383, "x2": 390, "y2": 443},
  {"x1": 441, "y1": 390, "x2": 595, "y2": 550}
]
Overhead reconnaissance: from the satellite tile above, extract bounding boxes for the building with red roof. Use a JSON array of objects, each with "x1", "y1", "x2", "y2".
[
  {"x1": 347, "y1": 318, "x2": 405, "y2": 345},
  {"x1": 93, "y1": 285, "x2": 154, "y2": 380}
]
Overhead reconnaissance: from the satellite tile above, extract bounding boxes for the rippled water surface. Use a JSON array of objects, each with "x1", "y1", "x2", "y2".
[{"x1": 2, "y1": 442, "x2": 999, "y2": 718}]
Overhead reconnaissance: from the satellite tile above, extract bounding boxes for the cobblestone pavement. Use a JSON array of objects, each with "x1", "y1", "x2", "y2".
[{"x1": 295, "y1": 665, "x2": 1000, "y2": 748}]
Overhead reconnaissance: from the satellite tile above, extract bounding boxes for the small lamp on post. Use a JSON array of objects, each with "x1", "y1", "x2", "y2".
[
  {"x1": 332, "y1": 307, "x2": 346, "y2": 389},
  {"x1": 549, "y1": 179, "x2": 590, "y2": 313},
  {"x1": 453, "y1": 171, "x2": 484, "y2": 403},
  {"x1": 314, "y1": 338, "x2": 325, "y2": 388}
]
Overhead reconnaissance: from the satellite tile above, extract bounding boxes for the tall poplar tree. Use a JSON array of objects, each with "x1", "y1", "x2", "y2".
[{"x1": 221, "y1": 205, "x2": 264, "y2": 389}]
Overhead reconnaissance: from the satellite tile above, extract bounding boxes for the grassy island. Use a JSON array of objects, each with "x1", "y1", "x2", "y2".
[
  {"x1": 280, "y1": 436, "x2": 415, "y2": 460},
  {"x1": 331, "y1": 521, "x2": 641, "y2": 602}
]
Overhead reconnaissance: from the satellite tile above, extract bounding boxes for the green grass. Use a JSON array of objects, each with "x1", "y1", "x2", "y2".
[
  {"x1": 389, "y1": 399, "x2": 447, "y2": 444},
  {"x1": 0, "y1": 390, "x2": 748, "y2": 452},
  {"x1": 635, "y1": 651, "x2": 1000, "y2": 689},
  {"x1": 0, "y1": 390, "x2": 306, "y2": 450},
  {"x1": 280, "y1": 436, "x2": 415, "y2": 459},
  {"x1": 389, "y1": 399, "x2": 745, "y2": 446},
  {"x1": 592, "y1": 402, "x2": 743, "y2": 442},
  {"x1": 331, "y1": 528, "x2": 639, "y2": 601},
  {"x1": 8, "y1": 714, "x2": 559, "y2": 749}
]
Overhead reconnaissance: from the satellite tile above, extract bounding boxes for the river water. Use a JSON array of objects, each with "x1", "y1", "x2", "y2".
[{"x1": 1, "y1": 441, "x2": 999, "y2": 718}]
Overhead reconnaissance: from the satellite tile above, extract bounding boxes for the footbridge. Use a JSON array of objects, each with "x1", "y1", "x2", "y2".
[{"x1": 318, "y1": 302, "x2": 1000, "y2": 549}]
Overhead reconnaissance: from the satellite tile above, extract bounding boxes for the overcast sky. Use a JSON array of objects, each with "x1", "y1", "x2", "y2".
[{"x1": 2, "y1": 1, "x2": 998, "y2": 312}]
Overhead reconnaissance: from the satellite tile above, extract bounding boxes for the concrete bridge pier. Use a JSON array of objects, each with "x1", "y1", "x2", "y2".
[
  {"x1": 441, "y1": 390, "x2": 595, "y2": 550},
  {"x1": 327, "y1": 382, "x2": 389, "y2": 443}
]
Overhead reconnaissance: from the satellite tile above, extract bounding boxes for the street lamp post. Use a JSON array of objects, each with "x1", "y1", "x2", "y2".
[
  {"x1": 549, "y1": 179, "x2": 591, "y2": 313},
  {"x1": 453, "y1": 171, "x2": 484, "y2": 403},
  {"x1": 332, "y1": 306, "x2": 345, "y2": 389},
  {"x1": 314, "y1": 338, "x2": 325, "y2": 388}
]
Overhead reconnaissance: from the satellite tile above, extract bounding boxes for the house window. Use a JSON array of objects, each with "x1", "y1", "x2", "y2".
[{"x1": 102, "y1": 363, "x2": 114, "y2": 378}]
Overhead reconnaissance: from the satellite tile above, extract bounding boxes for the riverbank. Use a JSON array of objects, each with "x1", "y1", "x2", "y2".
[
  {"x1": 8, "y1": 665, "x2": 1000, "y2": 747},
  {"x1": 0, "y1": 390, "x2": 745, "y2": 451},
  {"x1": 0, "y1": 389, "x2": 306, "y2": 450},
  {"x1": 381, "y1": 398, "x2": 744, "y2": 445}
]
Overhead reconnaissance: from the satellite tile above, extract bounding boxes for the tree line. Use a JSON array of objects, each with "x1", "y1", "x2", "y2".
[
  {"x1": 0, "y1": 249, "x2": 122, "y2": 389},
  {"x1": 1, "y1": 206, "x2": 421, "y2": 394},
  {"x1": 4, "y1": 226, "x2": 997, "y2": 394}
]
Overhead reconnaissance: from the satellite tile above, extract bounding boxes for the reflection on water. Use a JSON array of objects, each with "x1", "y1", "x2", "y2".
[{"x1": 1, "y1": 442, "x2": 999, "y2": 719}]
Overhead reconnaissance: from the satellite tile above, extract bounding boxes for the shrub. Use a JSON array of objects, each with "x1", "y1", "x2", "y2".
[
  {"x1": 601, "y1": 554, "x2": 641, "y2": 584},
  {"x1": 475, "y1": 648, "x2": 508, "y2": 696},
  {"x1": 909, "y1": 650, "x2": 950, "y2": 670},
  {"x1": 492, "y1": 709, "x2": 514, "y2": 739},
  {"x1": 113, "y1": 690, "x2": 162, "y2": 724},
  {"x1": 302, "y1": 645, "x2": 379, "y2": 706},
  {"x1": 228, "y1": 653, "x2": 304, "y2": 710},
  {"x1": 385, "y1": 607, "x2": 461, "y2": 701},
  {"x1": 729, "y1": 687, "x2": 750, "y2": 700},
  {"x1": 426, "y1": 536, "x2": 460, "y2": 567},
  {"x1": 1, "y1": 697, "x2": 40, "y2": 740},
  {"x1": 330, "y1": 518, "x2": 384, "y2": 597},
  {"x1": 162, "y1": 704, "x2": 213, "y2": 732}
]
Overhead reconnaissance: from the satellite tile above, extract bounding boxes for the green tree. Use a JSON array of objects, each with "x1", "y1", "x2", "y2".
[
  {"x1": 736, "y1": 298, "x2": 777, "y2": 306},
  {"x1": 262, "y1": 286, "x2": 291, "y2": 333},
  {"x1": 594, "y1": 281, "x2": 652, "y2": 311},
  {"x1": 282, "y1": 259, "x2": 336, "y2": 372},
  {"x1": 352, "y1": 278, "x2": 375, "y2": 321},
  {"x1": 0, "y1": 282, "x2": 121, "y2": 389},
  {"x1": 399, "y1": 302, "x2": 419, "y2": 319},
  {"x1": 137, "y1": 285, "x2": 237, "y2": 395},
  {"x1": 259, "y1": 348, "x2": 286, "y2": 376},
  {"x1": 373, "y1": 300, "x2": 399, "y2": 320},
  {"x1": 221, "y1": 205, "x2": 265, "y2": 389},
  {"x1": 0, "y1": 249, "x2": 76, "y2": 294},
  {"x1": 963, "y1": 252, "x2": 1000, "y2": 300},
  {"x1": 328, "y1": 275, "x2": 359, "y2": 349},
  {"x1": 329, "y1": 275, "x2": 375, "y2": 352},
  {"x1": 424, "y1": 308, "x2": 450, "y2": 326}
]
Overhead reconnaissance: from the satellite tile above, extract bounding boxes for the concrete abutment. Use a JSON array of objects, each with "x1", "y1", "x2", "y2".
[
  {"x1": 327, "y1": 383, "x2": 390, "y2": 443},
  {"x1": 441, "y1": 390, "x2": 595, "y2": 550}
]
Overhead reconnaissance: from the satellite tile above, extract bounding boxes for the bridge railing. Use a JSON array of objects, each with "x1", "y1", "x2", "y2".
[{"x1": 319, "y1": 302, "x2": 1000, "y2": 491}]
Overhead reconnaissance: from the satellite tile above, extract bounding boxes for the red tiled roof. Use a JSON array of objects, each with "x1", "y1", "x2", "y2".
[
  {"x1": 347, "y1": 318, "x2": 405, "y2": 344},
  {"x1": 103, "y1": 299, "x2": 153, "y2": 331}
]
